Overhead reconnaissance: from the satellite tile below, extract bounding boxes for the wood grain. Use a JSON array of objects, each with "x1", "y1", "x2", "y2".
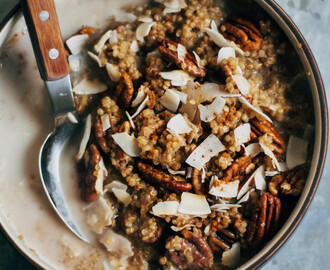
[{"x1": 20, "y1": 0, "x2": 69, "y2": 81}]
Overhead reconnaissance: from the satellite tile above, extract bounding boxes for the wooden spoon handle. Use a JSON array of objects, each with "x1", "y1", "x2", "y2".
[{"x1": 20, "y1": 0, "x2": 69, "y2": 81}]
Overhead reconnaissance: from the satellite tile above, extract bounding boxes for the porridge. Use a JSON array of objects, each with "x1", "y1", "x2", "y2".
[{"x1": 63, "y1": 0, "x2": 314, "y2": 269}]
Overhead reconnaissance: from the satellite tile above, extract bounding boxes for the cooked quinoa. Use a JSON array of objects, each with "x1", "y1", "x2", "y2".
[{"x1": 68, "y1": 0, "x2": 314, "y2": 269}]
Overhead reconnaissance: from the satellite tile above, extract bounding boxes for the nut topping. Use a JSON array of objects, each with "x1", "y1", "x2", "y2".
[
  {"x1": 250, "y1": 118, "x2": 286, "y2": 158},
  {"x1": 159, "y1": 40, "x2": 206, "y2": 77},
  {"x1": 137, "y1": 161, "x2": 192, "y2": 192},
  {"x1": 208, "y1": 228, "x2": 237, "y2": 252},
  {"x1": 192, "y1": 168, "x2": 207, "y2": 195},
  {"x1": 245, "y1": 192, "x2": 281, "y2": 246},
  {"x1": 94, "y1": 114, "x2": 110, "y2": 154},
  {"x1": 220, "y1": 16, "x2": 263, "y2": 51},
  {"x1": 167, "y1": 230, "x2": 214, "y2": 269},
  {"x1": 268, "y1": 170, "x2": 305, "y2": 196},
  {"x1": 220, "y1": 155, "x2": 252, "y2": 182},
  {"x1": 114, "y1": 72, "x2": 134, "y2": 109}
]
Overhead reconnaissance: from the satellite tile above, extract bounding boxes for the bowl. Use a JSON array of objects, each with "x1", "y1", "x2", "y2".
[{"x1": 0, "y1": 0, "x2": 327, "y2": 269}]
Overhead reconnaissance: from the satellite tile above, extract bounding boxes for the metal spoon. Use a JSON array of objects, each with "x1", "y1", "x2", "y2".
[{"x1": 20, "y1": 0, "x2": 89, "y2": 242}]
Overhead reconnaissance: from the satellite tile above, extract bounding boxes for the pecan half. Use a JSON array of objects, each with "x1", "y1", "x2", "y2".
[
  {"x1": 121, "y1": 209, "x2": 162, "y2": 243},
  {"x1": 268, "y1": 170, "x2": 305, "y2": 196},
  {"x1": 192, "y1": 168, "x2": 207, "y2": 195},
  {"x1": 220, "y1": 155, "x2": 252, "y2": 182},
  {"x1": 81, "y1": 144, "x2": 102, "y2": 202},
  {"x1": 167, "y1": 230, "x2": 214, "y2": 269},
  {"x1": 77, "y1": 26, "x2": 95, "y2": 36},
  {"x1": 136, "y1": 161, "x2": 192, "y2": 192},
  {"x1": 94, "y1": 114, "x2": 110, "y2": 154},
  {"x1": 159, "y1": 40, "x2": 206, "y2": 77},
  {"x1": 245, "y1": 192, "x2": 281, "y2": 246},
  {"x1": 114, "y1": 72, "x2": 134, "y2": 109},
  {"x1": 221, "y1": 16, "x2": 263, "y2": 51},
  {"x1": 208, "y1": 228, "x2": 237, "y2": 252},
  {"x1": 250, "y1": 118, "x2": 286, "y2": 158}
]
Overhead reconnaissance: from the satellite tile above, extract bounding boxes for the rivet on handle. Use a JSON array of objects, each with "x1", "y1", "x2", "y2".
[
  {"x1": 39, "y1": 11, "x2": 49, "y2": 21},
  {"x1": 49, "y1": 48, "x2": 59, "y2": 59}
]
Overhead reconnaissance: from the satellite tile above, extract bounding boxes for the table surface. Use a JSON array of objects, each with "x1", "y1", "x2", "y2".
[{"x1": 0, "y1": 0, "x2": 329, "y2": 269}]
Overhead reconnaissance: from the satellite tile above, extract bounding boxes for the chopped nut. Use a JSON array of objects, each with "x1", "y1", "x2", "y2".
[
  {"x1": 268, "y1": 170, "x2": 305, "y2": 196},
  {"x1": 208, "y1": 228, "x2": 237, "y2": 252},
  {"x1": 220, "y1": 155, "x2": 252, "y2": 182},
  {"x1": 114, "y1": 72, "x2": 134, "y2": 109}
]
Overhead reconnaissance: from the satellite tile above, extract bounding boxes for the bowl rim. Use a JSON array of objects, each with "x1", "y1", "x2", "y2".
[{"x1": 0, "y1": 1, "x2": 328, "y2": 269}]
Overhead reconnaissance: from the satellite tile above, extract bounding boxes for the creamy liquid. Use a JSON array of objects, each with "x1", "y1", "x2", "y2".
[{"x1": 0, "y1": 0, "x2": 145, "y2": 269}]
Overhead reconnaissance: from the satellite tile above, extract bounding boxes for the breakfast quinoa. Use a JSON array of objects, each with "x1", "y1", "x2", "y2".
[{"x1": 65, "y1": 0, "x2": 314, "y2": 269}]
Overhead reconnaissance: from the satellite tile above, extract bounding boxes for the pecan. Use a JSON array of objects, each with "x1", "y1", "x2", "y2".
[
  {"x1": 245, "y1": 192, "x2": 281, "y2": 246},
  {"x1": 220, "y1": 155, "x2": 252, "y2": 182},
  {"x1": 94, "y1": 114, "x2": 110, "y2": 154},
  {"x1": 77, "y1": 26, "x2": 95, "y2": 36},
  {"x1": 220, "y1": 16, "x2": 263, "y2": 51},
  {"x1": 121, "y1": 209, "x2": 162, "y2": 243},
  {"x1": 114, "y1": 72, "x2": 134, "y2": 109},
  {"x1": 192, "y1": 168, "x2": 207, "y2": 195},
  {"x1": 159, "y1": 40, "x2": 206, "y2": 77},
  {"x1": 136, "y1": 161, "x2": 192, "y2": 192},
  {"x1": 268, "y1": 170, "x2": 305, "y2": 196},
  {"x1": 167, "y1": 230, "x2": 214, "y2": 269},
  {"x1": 208, "y1": 228, "x2": 237, "y2": 252},
  {"x1": 250, "y1": 118, "x2": 286, "y2": 158},
  {"x1": 81, "y1": 144, "x2": 102, "y2": 202}
]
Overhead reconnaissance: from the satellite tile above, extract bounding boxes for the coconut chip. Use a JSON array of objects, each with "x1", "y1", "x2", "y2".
[
  {"x1": 130, "y1": 40, "x2": 139, "y2": 52},
  {"x1": 158, "y1": 0, "x2": 187, "y2": 13},
  {"x1": 254, "y1": 167, "x2": 266, "y2": 191},
  {"x1": 112, "y1": 188, "x2": 132, "y2": 206},
  {"x1": 104, "y1": 180, "x2": 127, "y2": 193},
  {"x1": 169, "y1": 89, "x2": 188, "y2": 104},
  {"x1": 259, "y1": 143, "x2": 281, "y2": 170},
  {"x1": 87, "y1": 51, "x2": 104, "y2": 67},
  {"x1": 244, "y1": 143, "x2": 261, "y2": 157},
  {"x1": 66, "y1": 34, "x2": 89, "y2": 55},
  {"x1": 160, "y1": 70, "x2": 195, "y2": 87},
  {"x1": 101, "y1": 113, "x2": 111, "y2": 131},
  {"x1": 167, "y1": 114, "x2": 192, "y2": 134},
  {"x1": 138, "y1": 15, "x2": 153, "y2": 23},
  {"x1": 68, "y1": 54, "x2": 82, "y2": 72},
  {"x1": 210, "y1": 20, "x2": 218, "y2": 32},
  {"x1": 160, "y1": 89, "x2": 181, "y2": 112},
  {"x1": 237, "y1": 188, "x2": 255, "y2": 204},
  {"x1": 186, "y1": 134, "x2": 225, "y2": 170},
  {"x1": 209, "y1": 179, "x2": 239, "y2": 198},
  {"x1": 136, "y1": 22, "x2": 156, "y2": 42},
  {"x1": 112, "y1": 132, "x2": 141, "y2": 157},
  {"x1": 114, "y1": 11, "x2": 137, "y2": 22},
  {"x1": 131, "y1": 95, "x2": 149, "y2": 118},
  {"x1": 94, "y1": 30, "x2": 112, "y2": 53},
  {"x1": 168, "y1": 168, "x2": 186, "y2": 175},
  {"x1": 237, "y1": 166, "x2": 264, "y2": 200},
  {"x1": 125, "y1": 111, "x2": 136, "y2": 130},
  {"x1": 178, "y1": 192, "x2": 211, "y2": 215},
  {"x1": 201, "y1": 83, "x2": 240, "y2": 102},
  {"x1": 77, "y1": 114, "x2": 91, "y2": 160},
  {"x1": 152, "y1": 201, "x2": 180, "y2": 216},
  {"x1": 265, "y1": 171, "x2": 279, "y2": 177},
  {"x1": 131, "y1": 86, "x2": 146, "y2": 107},
  {"x1": 210, "y1": 203, "x2": 241, "y2": 212},
  {"x1": 234, "y1": 123, "x2": 251, "y2": 145},
  {"x1": 198, "y1": 96, "x2": 226, "y2": 122},
  {"x1": 231, "y1": 74, "x2": 250, "y2": 95},
  {"x1": 286, "y1": 135, "x2": 308, "y2": 169},
  {"x1": 73, "y1": 78, "x2": 107, "y2": 95},
  {"x1": 192, "y1": 51, "x2": 202, "y2": 68},
  {"x1": 217, "y1": 47, "x2": 236, "y2": 65},
  {"x1": 238, "y1": 96, "x2": 273, "y2": 123},
  {"x1": 171, "y1": 224, "x2": 196, "y2": 232},
  {"x1": 105, "y1": 62, "x2": 121, "y2": 82},
  {"x1": 222, "y1": 242, "x2": 241, "y2": 267},
  {"x1": 109, "y1": 30, "x2": 118, "y2": 45},
  {"x1": 177, "y1": 43, "x2": 187, "y2": 62}
]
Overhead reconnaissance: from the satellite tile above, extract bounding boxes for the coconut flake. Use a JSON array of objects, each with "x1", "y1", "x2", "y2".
[
  {"x1": 152, "y1": 201, "x2": 180, "y2": 216},
  {"x1": 109, "y1": 30, "x2": 118, "y2": 45},
  {"x1": 68, "y1": 54, "x2": 82, "y2": 72},
  {"x1": 73, "y1": 78, "x2": 107, "y2": 95},
  {"x1": 67, "y1": 112, "x2": 78, "y2": 123},
  {"x1": 234, "y1": 123, "x2": 251, "y2": 145},
  {"x1": 168, "y1": 168, "x2": 186, "y2": 175},
  {"x1": 198, "y1": 96, "x2": 226, "y2": 122},
  {"x1": 204, "y1": 28, "x2": 244, "y2": 56},
  {"x1": 112, "y1": 132, "x2": 141, "y2": 157},
  {"x1": 112, "y1": 188, "x2": 132, "y2": 206},
  {"x1": 160, "y1": 70, "x2": 194, "y2": 87},
  {"x1": 209, "y1": 179, "x2": 239, "y2": 198},
  {"x1": 231, "y1": 75, "x2": 250, "y2": 95},
  {"x1": 186, "y1": 167, "x2": 193, "y2": 179},
  {"x1": 192, "y1": 51, "x2": 202, "y2": 68},
  {"x1": 160, "y1": 89, "x2": 181, "y2": 112},
  {"x1": 210, "y1": 203, "x2": 241, "y2": 212},
  {"x1": 105, "y1": 63, "x2": 121, "y2": 82},
  {"x1": 265, "y1": 171, "x2": 279, "y2": 177},
  {"x1": 254, "y1": 168, "x2": 266, "y2": 191},
  {"x1": 84, "y1": 196, "x2": 113, "y2": 234},
  {"x1": 130, "y1": 40, "x2": 139, "y2": 52},
  {"x1": 171, "y1": 224, "x2": 196, "y2": 232},
  {"x1": 222, "y1": 242, "x2": 241, "y2": 267},
  {"x1": 136, "y1": 22, "x2": 156, "y2": 42},
  {"x1": 167, "y1": 114, "x2": 192, "y2": 134},
  {"x1": 131, "y1": 95, "x2": 149, "y2": 118},
  {"x1": 87, "y1": 51, "x2": 104, "y2": 67},
  {"x1": 66, "y1": 34, "x2": 89, "y2": 55},
  {"x1": 238, "y1": 96, "x2": 273, "y2": 123},
  {"x1": 178, "y1": 192, "x2": 211, "y2": 215},
  {"x1": 104, "y1": 181, "x2": 127, "y2": 193},
  {"x1": 138, "y1": 15, "x2": 153, "y2": 23},
  {"x1": 101, "y1": 113, "x2": 111, "y2": 131},
  {"x1": 201, "y1": 83, "x2": 240, "y2": 102},
  {"x1": 217, "y1": 47, "x2": 236, "y2": 65},
  {"x1": 186, "y1": 134, "x2": 225, "y2": 170},
  {"x1": 259, "y1": 143, "x2": 281, "y2": 170},
  {"x1": 169, "y1": 89, "x2": 188, "y2": 104},
  {"x1": 94, "y1": 30, "x2": 112, "y2": 53},
  {"x1": 99, "y1": 157, "x2": 108, "y2": 177},
  {"x1": 210, "y1": 20, "x2": 218, "y2": 32},
  {"x1": 237, "y1": 188, "x2": 255, "y2": 204},
  {"x1": 100, "y1": 229, "x2": 134, "y2": 259},
  {"x1": 237, "y1": 166, "x2": 264, "y2": 200},
  {"x1": 286, "y1": 135, "x2": 308, "y2": 169},
  {"x1": 77, "y1": 114, "x2": 91, "y2": 160},
  {"x1": 95, "y1": 163, "x2": 105, "y2": 194},
  {"x1": 131, "y1": 86, "x2": 146, "y2": 107},
  {"x1": 177, "y1": 43, "x2": 187, "y2": 62},
  {"x1": 114, "y1": 11, "x2": 137, "y2": 22},
  {"x1": 244, "y1": 143, "x2": 261, "y2": 157},
  {"x1": 125, "y1": 111, "x2": 136, "y2": 130},
  {"x1": 161, "y1": 0, "x2": 187, "y2": 13}
]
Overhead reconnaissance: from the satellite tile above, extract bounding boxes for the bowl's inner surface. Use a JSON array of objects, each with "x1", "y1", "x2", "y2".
[{"x1": 0, "y1": 0, "x2": 325, "y2": 269}]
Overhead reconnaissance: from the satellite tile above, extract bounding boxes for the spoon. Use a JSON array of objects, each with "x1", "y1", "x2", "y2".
[{"x1": 20, "y1": 0, "x2": 89, "y2": 242}]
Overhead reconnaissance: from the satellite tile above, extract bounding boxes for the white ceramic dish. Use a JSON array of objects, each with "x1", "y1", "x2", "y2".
[{"x1": 0, "y1": 0, "x2": 327, "y2": 269}]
